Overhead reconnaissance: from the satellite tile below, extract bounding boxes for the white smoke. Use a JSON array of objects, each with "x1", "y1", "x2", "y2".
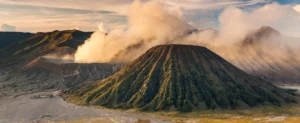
[
  {"x1": 75, "y1": 0, "x2": 194, "y2": 63},
  {"x1": 294, "y1": 4, "x2": 300, "y2": 13},
  {"x1": 74, "y1": 1, "x2": 300, "y2": 64},
  {"x1": 43, "y1": 54, "x2": 74, "y2": 64},
  {"x1": 98, "y1": 23, "x2": 108, "y2": 33}
]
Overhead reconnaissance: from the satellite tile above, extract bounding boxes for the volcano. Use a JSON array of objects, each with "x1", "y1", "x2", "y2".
[{"x1": 64, "y1": 45, "x2": 296, "y2": 112}]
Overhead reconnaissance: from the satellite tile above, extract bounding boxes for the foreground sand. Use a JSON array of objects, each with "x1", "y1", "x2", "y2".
[{"x1": 0, "y1": 91, "x2": 171, "y2": 123}]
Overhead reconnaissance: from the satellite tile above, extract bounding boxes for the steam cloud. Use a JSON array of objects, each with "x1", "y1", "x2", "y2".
[
  {"x1": 43, "y1": 54, "x2": 74, "y2": 64},
  {"x1": 74, "y1": 0, "x2": 300, "y2": 68},
  {"x1": 294, "y1": 5, "x2": 300, "y2": 13},
  {"x1": 75, "y1": 0, "x2": 195, "y2": 63}
]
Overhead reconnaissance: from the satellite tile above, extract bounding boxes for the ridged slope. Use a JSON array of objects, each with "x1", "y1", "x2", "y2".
[
  {"x1": 224, "y1": 45, "x2": 300, "y2": 84},
  {"x1": 62, "y1": 44, "x2": 297, "y2": 112},
  {"x1": 226, "y1": 26, "x2": 300, "y2": 83}
]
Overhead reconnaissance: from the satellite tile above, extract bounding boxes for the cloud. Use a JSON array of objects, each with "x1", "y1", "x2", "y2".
[
  {"x1": 0, "y1": 0, "x2": 133, "y2": 14},
  {"x1": 294, "y1": 4, "x2": 300, "y2": 13},
  {"x1": 0, "y1": 3, "x2": 127, "y2": 32},
  {"x1": 1, "y1": 24, "x2": 16, "y2": 31},
  {"x1": 161, "y1": 0, "x2": 271, "y2": 10},
  {"x1": 0, "y1": 0, "x2": 272, "y2": 14}
]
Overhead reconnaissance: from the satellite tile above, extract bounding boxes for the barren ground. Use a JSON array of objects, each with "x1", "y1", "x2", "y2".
[{"x1": 0, "y1": 91, "x2": 172, "y2": 123}]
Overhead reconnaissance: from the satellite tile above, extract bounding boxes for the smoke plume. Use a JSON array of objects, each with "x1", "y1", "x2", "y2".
[
  {"x1": 75, "y1": 0, "x2": 195, "y2": 63},
  {"x1": 74, "y1": 0, "x2": 300, "y2": 66}
]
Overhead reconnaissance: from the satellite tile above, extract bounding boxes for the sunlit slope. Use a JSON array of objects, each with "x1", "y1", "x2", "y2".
[{"x1": 62, "y1": 44, "x2": 297, "y2": 112}]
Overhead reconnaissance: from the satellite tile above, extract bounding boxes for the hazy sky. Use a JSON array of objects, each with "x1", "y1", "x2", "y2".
[{"x1": 0, "y1": 0, "x2": 299, "y2": 33}]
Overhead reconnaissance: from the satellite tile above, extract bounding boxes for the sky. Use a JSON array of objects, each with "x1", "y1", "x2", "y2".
[{"x1": 0, "y1": 0, "x2": 299, "y2": 34}]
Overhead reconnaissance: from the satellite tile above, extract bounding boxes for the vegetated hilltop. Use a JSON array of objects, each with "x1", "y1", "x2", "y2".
[{"x1": 62, "y1": 44, "x2": 297, "y2": 112}]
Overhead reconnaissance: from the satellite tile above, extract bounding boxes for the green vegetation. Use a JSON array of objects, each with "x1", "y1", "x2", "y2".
[{"x1": 62, "y1": 44, "x2": 297, "y2": 112}]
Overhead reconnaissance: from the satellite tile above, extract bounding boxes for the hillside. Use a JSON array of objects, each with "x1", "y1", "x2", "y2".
[
  {"x1": 0, "y1": 32, "x2": 33, "y2": 49},
  {"x1": 62, "y1": 44, "x2": 297, "y2": 112},
  {"x1": 0, "y1": 30, "x2": 92, "y2": 67}
]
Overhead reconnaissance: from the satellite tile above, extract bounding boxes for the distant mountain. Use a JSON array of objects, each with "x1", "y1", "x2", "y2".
[
  {"x1": 242, "y1": 26, "x2": 280, "y2": 45},
  {"x1": 0, "y1": 32, "x2": 33, "y2": 49},
  {"x1": 62, "y1": 44, "x2": 296, "y2": 112},
  {"x1": 223, "y1": 26, "x2": 300, "y2": 84},
  {"x1": 0, "y1": 30, "x2": 92, "y2": 67}
]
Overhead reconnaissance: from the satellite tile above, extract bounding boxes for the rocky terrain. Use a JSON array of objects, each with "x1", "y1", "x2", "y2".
[
  {"x1": 0, "y1": 30, "x2": 125, "y2": 97},
  {"x1": 0, "y1": 56, "x2": 124, "y2": 97}
]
